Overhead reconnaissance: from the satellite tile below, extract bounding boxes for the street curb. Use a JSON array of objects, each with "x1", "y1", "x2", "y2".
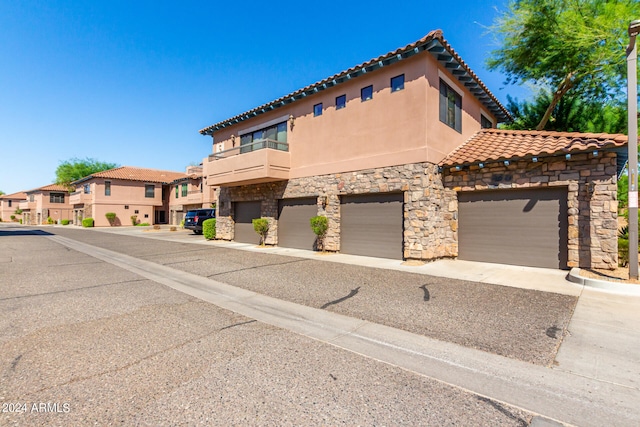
[{"x1": 568, "y1": 267, "x2": 640, "y2": 295}]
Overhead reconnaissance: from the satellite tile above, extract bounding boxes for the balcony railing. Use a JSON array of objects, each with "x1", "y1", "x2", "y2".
[{"x1": 209, "y1": 139, "x2": 289, "y2": 160}]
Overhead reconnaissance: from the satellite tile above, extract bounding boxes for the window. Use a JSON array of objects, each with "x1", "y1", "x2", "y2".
[
  {"x1": 8, "y1": 200, "x2": 12, "y2": 207},
  {"x1": 361, "y1": 85, "x2": 373, "y2": 101},
  {"x1": 481, "y1": 115, "x2": 493, "y2": 129},
  {"x1": 105, "y1": 181, "x2": 111, "y2": 196},
  {"x1": 391, "y1": 74, "x2": 404, "y2": 92},
  {"x1": 135, "y1": 210, "x2": 139, "y2": 214},
  {"x1": 439, "y1": 79, "x2": 462, "y2": 132},
  {"x1": 124, "y1": 205, "x2": 129, "y2": 209},
  {"x1": 240, "y1": 121, "x2": 287, "y2": 153},
  {"x1": 29, "y1": 195, "x2": 34, "y2": 202},
  {"x1": 145, "y1": 184, "x2": 155, "y2": 198},
  {"x1": 200, "y1": 183, "x2": 203, "y2": 193},
  {"x1": 50, "y1": 192, "x2": 65, "y2": 203},
  {"x1": 181, "y1": 183, "x2": 188, "y2": 197},
  {"x1": 336, "y1": 94, "x2": 346, "y2": 110},
  {"x1": 175, "y1": 185, "x2": 179, "y2": 198},
  {"x1": 313, "y1": 103, "x2": 323, "y2": 117},
  {"x1": 83, "y1": 184, "x2": 90, "y2": 194}
]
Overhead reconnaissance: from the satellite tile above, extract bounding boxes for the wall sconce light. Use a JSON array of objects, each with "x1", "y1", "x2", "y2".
[
  {"x1": 231, "y1": 135, "x2": 236, "y2": 147},
  {"x1": 565, "y1": 153, "x2": 571, "y2": 160},
  {"x1": 588, "y1": 181, "x2": 596, "y2": 194},
  {"x1": 532, "y1": 157, "x2": 538, "y2": 163},
  {"x1": 288, "y1": 114, "x2": 295, "y2": 130},
  {"x1": 478, "y1": 163, "x2": 484, "y2": 168},
  {"x1": 503, "y1": 160, "x2": 510, "y2": 166},
  {"x1": 455, "y1": 165, "x2": 461, "y2": 171},
  {"x1": 593, "y1": 150, "x2": 599, "y2": 157},
  {"x1": 321, "y1": 195, "x2": 329, "y2": 208}
]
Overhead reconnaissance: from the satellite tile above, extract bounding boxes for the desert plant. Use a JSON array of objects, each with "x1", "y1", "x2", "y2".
[
  {"x1": 10, "y1": 215, "x2": 15, "y2": 220},
  {"x1": 19, "y1": 219, "x2": 22, "y2": 224},
  {"x1": 203, "y1": 218, "x2": 216, "y2": 240},
  {"x1": 14, "y1": 208, "x2": 22, "y2": 215},
  {"x1": 252, "y1": 218, "x2": 269, "y2": 246},
  {"x1": 105, "y1": 212, "x2": 117, "y2": 226},
  {"x1": 180, "y1": 219, "x2": 185, "y2": 228},
  {"x1": 82, "y1": 218, "x2": 94, "y2": 227},
  {"x1": 46, "y1": 216, "x2": 54, "y2": 224},
  {"x1": 309, "y1": 215, "x2": 329, "y2": 252},
  {"x1": 169, "y1": 226, "x2": 177, "y2": 232},
  {"x1": 618, "y1": 238, "x2": 629, "y2": 267},
  {"x1": 137, "y1": 222, "x2": 150, "y2": 226},
  {"x1": 153, "y1": 224, "x2": 161, "y2": 230},
  {"x1": 61, "y1": 219, "x2": 70, "y2": 225},
  {"x1": 130, "y1": 215, "x2": 138, "y2": 226}
]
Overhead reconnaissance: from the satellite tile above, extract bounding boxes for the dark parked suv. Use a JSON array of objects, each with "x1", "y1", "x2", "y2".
[{"x1": 184, "y1": 209, "x2": 215, "y2": 234}]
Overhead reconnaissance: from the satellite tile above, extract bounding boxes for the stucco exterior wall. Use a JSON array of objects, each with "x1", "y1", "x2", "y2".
[{"x1": 443, "y1": 152, "x2": 619, "y2": 269}]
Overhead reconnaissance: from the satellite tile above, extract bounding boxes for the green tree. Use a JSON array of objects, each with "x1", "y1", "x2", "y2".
[
  {"x1": 0, "y1": 190, "x2": 4, "y2": 196},
  {"x1": 55, "y1": 158, "x2": 118, "y2": 189},
  {"x1": 488, "y1": 0, "x2": 640, "y2": 130},
  {"x1": 504, "y1": 90, "x2": 627, "y2": 133}
]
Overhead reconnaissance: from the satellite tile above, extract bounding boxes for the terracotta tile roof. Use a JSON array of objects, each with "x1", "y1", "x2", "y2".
[
  {"x1": 200, "y1": 30, "x2": 511, "y2": 135},
  {"x1": 25, "y1": 184, "x2": 70, "y2": 194},
  {"x1": 440, "y1": 129, "x2": 628, "y2": 167},
  {"x1": 75, "y1": 166, "x2": 188, "y2": 184},
  {"x1": 0, "y1": 191, "x2": 27, "y2": 200}
]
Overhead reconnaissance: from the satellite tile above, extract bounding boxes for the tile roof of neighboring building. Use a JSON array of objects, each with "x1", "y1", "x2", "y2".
[
  {"x1": 200, "y1": 30, "x2": 511, "y2": 135},
  {"x1": 25, "y1": 184, "x2": 71, "y2": 194},
  {"x1": 73, "y1": 166, "x2": 188, "y2": 184},
  {"x1": 0, "y1": 191, "x2": 27, "y2": 200},
  {"x1": 440, "y1": 129, "x2": 628, "y2": 167}
]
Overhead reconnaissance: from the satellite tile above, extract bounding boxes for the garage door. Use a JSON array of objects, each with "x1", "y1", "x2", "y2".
[
  {"x1": 340, "y1": 193, "x2": 403, "y2": 259},
  {"x1": 234, "y1": 201, "x2": 261, "y2": 244},
  {"x1": 278, "y1": 198, "x2": 318, "y2": 250},
  {"x1": 458, "y1": 188, "x2": 568, "y2": 269}
]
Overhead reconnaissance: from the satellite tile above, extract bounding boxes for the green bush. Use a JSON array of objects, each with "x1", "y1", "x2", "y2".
[
  {"x1": 82, "y1": 218, "x2": 94, "y2": 228},
  {"x1": 14, "y1": 208, "x2": 23, "y2": 215},
  {"x1": 203, "y1": 218, "x2": 216, "y2": 240},
  {"x1": 180, "y1": 219, "x2": 185, "y2": 228},
  {"x1": 46, "y1": 216, "x2": 54, "y2": 224},
  {"x1": 130, "y1": 215, "x2": 138, "y2": 226},
  {"x1": 309, "y1": 216, "x2": 328, "y2": 252},
  {"x1": 252, "y1": 218, "x2": 269, "y2": 246},
  {"x1": 618, "y1": 238, "x2": 629, "y2": 267},
  {"x1": 61, "y1": 219, "x2": 70, "y2": 225},
  {"x1": 105, "y1": 212, "x2": 117, "y2": 226},
  {"x1": 137, "y1": 222, "x2": 150, "y2": 226},
  {"x1": 10, "y1": 215, "x2": 15, "y2": 220},
  {"x1": 19, "y1": 219, "x2": 22, "y2": 224}
]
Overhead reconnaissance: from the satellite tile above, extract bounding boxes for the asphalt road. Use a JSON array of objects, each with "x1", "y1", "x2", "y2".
[{"x1": 1, "y1": 224, "x2": 557, "y2": 425}]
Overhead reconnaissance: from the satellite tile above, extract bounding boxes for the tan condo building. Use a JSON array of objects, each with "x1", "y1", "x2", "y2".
[
  {"x1": 0, "y1": 191, "x2": 27, "y2": 223},
  {"x1": 168, "y1": 165, "x2": 217, "y2": 226},
  {"x1": 20, "y1": 184, "x2": 73, "y2": 225},
  {"x1": 200, "y1": 30, "x2": 625, "y2": 270}
]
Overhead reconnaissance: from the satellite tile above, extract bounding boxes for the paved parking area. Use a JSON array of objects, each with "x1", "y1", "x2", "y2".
[
  {"x1": 49, "y1": 226, "x2": 577, "y2": 366},
  {"x1": 0, "y1": 226, "x2": 533, "y2": 426}
]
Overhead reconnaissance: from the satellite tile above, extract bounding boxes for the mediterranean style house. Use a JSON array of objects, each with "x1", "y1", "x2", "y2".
[
  {"x1": 168, "y1": 165, "x2": 217, "y2": 226},
  {"x1": 71, "y1": 166, "x2": 188, "y2": 227},
  {"x1": 20, "y1": 184, "x2": 73, "y2": 225},
  {"x1": 197, "y1": 30, "x2": 625, "y2": 270},
  {"x1": 0, "y1": 191, "x2": 27, "y2": 222}
]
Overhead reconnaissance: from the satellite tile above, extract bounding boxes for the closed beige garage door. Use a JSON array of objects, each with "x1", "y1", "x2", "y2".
[
  {"x1": 340, "y1": 193, "x2": 403, "y2": 260},
  {"x1": 458, "y1": 188, "x2": 568, "y2": 269},
  {"x1": 234, "y1": 201, "x2": 261, "y2": 244},
  {"x1": 278, "y1": 198, "x2": 318, "y2": 250}
]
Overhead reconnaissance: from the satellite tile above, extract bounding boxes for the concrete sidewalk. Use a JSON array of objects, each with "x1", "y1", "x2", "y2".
[{"x1": 46, "y1": 232, "x2": 640, "y2": 427}]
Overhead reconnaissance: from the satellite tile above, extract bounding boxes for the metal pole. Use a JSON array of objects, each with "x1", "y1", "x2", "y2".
[{"x1": 627, "y1": 20, "x2": 639, "y2": 279}]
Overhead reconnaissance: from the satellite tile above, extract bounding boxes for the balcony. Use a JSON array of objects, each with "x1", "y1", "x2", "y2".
[
  {"x1": 19, "y1": 201, "x2": 35, "y2": 210},
  {"x1": 69, "y1": 190, "x2": 92, "y2": 205},
  {"x1": 205, "y1": 139, "x2": 290, "y2": 186}
]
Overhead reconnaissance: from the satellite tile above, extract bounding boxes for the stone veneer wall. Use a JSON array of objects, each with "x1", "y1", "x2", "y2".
[
  {"x1": 443, "y1": 152, "x2": 618, "y2": 269},
  {"x1": 216, "y1": 162, "x2": 458, "y2": 260}
]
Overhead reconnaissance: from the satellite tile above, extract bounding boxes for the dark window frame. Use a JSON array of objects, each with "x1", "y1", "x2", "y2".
[
  {"x1": 391, "y1": 74, "x2": 405, "y2": 92},
  {"x1": 336, "y1": 94, "x2": 346, "y2": 110},
  {"x1": 145, "y1": 184, "x2": 155, "y2": 198},
  {"x1": 105, "y1": 180, "x2": 111, "y2": 197},
  {"x1": 181, "y1": 183, "x2": 188, "y2": 197},
  {"x1": 439, "y1": 79, "x2": 462, "y2": 133},
  {"x1": 50, "y1": 192, "x2": 65, "y2": 204},
  {"x1": 313, "y1": 103, "x2": 323, "y2": 117},
  {"x1": 481, "y1": 114, "x2": 493, "y2": 129},
  {"x1": 361, "y1": 85, "x2": 373, "y2": 102}
]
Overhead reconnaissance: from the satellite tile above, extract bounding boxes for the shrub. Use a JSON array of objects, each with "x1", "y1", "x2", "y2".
[
  {"x1": 14, "y1": 208, "x2": 23, "y2": 215},
  {"x1": 203, "y1": 218, "x2": 216, "y2": 240},
  {"x1": 46, "y1": 216, "x2": 54, "y2": 224},
  {"x1": 19, "y1": 219, "x2": 22, "y2": 224},
  {"x1": 180, "y1": 219, "x2": 185, "y2": 228},
  {"x1": 153, "y1": 224, "x2": 161, "y2": 230},
  {"x1": 137, "y1": 222, "x2": 150, "y2": 226},
  {"x1": 130, "y1": 215, "x2": 138, "y2": 226},
  {"x1": 61, "y1": 219, "x2": 70, "y2": 225},
  {"x1": 170, "y1": 226, "x2": 177, "y2": 232},
  {"x1": 309, "y1": 216, "x2": 329, "y2": 252},
  {"x1": 105, "y1": 212, "x2": 117, "y2": 226},
  {"x1": 252, "y1": 218, "x2": 269, "y2": 246},
  {"x1": 619, "y1": 237, "x2": 629, "y2": 267},
  {"x1": 10, "y1": 215, "x2": 15, "y2": 220},
  {"x1": 82, "y1": 218, "x2": 94, "y2": 228}
]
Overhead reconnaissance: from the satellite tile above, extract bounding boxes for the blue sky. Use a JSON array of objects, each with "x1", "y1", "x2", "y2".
[{"x1": 0, "y1": 0, "x2": 529, "y2": 195}]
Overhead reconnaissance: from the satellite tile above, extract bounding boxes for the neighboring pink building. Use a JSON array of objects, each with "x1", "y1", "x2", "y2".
[
  {"x1": 20, "y1": 184, "x2": 73, "y2": 225},
  {"x1": 70, "y1": 166, "x2": 188, "y2": 227},
  {"x1": 198, "y1": 30, "x2": 625, "y2": 271},
  {"x1": 0, "y1": 191, "x2": 27, "y2": 222},
  {"x1": 168, "y1": 165, "x2": 217, "y2": 225}
]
